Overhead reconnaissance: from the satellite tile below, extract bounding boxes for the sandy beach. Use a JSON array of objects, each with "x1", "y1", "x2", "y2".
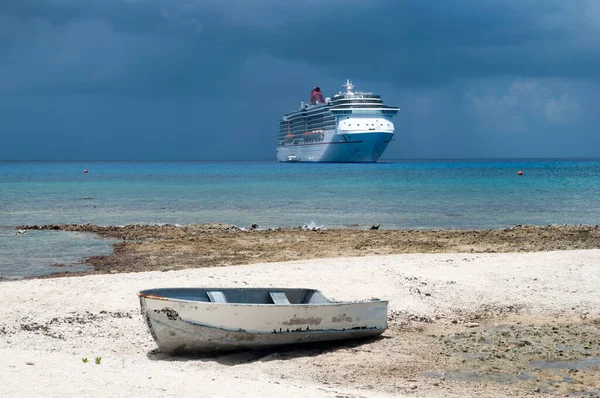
[{"x1": 1, "y1": 234, "x2": 599, "y2": 397}]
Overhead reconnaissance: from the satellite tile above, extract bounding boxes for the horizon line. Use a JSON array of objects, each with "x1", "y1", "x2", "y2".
[{"x1": 1, "y1": 156, "x2": 599, "y2": 163}]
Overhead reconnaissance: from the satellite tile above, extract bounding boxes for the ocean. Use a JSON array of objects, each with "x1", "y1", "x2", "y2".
[{"x1": 1, "y1": 159, "x2": 600, "y2": 278}]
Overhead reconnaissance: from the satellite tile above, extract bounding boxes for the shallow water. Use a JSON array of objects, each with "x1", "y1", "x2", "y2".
[
  {"x1": 2, "y1": 159, "x2": 600, "y2": 278},
  {"x1": 0, "y1": 227, "x2": 118, "y2": 279},
  {"x1": 1, "y1": 159, "x2": 600, "y2": 230}
]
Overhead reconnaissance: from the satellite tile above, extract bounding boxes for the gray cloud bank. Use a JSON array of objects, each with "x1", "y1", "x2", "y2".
[{"x1": 1, "y1": 0, "x2": 599, "y2": 160}]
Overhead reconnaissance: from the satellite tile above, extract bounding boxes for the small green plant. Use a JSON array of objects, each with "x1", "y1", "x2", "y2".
[
  {"x1": 94, "y1": 357, "x2": 102, "y2": 365},
  {"x1": 82, "y1": 358, "x2": 88, "y2": 363}
]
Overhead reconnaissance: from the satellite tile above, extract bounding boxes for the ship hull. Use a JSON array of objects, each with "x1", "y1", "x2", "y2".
[{"x1": 277, "y1": 132, "x2": 393, "y2": 163}]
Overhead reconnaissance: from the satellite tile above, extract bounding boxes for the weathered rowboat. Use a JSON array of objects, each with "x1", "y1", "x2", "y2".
[{"x1": 138, "y1": 287, "x2": 388, "y2": 354}]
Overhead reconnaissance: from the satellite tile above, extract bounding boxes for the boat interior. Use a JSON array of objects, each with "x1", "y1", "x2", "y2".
[{"x1": 139, "y1": 288, "x2": 333, "y2": 305}]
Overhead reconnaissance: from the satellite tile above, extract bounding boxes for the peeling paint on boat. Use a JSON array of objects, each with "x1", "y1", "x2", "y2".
[{"x1": 281, "y1": 315, "x2": 322, "y2": 326}]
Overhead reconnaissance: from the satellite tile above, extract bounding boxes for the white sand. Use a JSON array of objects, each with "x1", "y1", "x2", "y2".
[{"x1": 1, "y1": 250, "x2": 599, "y2": 397}]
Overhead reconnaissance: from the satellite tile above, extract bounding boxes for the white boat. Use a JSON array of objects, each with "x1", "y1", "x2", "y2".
[
  {"x1": 286, "y1": 154, "x2": 299, "y2": 162},
  {"x1": 138, "y1": 287, "x2": 388, "y2": 354},
  {"x1": 276, "y1": 80, "x2": 400, "y2": 163}
]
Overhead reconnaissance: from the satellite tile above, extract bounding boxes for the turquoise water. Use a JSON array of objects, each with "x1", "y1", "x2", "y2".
[
  {"x1": 0, "y1": 227, "x2": 117, "y2": 279},
  {"x1": 2, "y1": 159, "x2": 600, "y2": 229},
  {"x1": 1, "y1": 159, "x2": 600, "y2": 278}
]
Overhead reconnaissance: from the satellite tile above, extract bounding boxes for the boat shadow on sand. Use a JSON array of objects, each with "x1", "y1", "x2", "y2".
[{"x1": 146, "y1": 334, "x2": 390, "y2": 366}]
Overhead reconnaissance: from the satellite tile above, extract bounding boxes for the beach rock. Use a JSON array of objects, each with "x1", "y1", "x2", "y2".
[{"x1": 371, "y1": 224, "x2": 380, "y2": 230}]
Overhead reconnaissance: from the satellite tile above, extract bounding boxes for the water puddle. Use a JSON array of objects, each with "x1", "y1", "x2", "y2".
[
  {"x1": 531, "y1": 356, "x2": 600, "y2": 371},
  {"x1": 421, "y1": 321, "x2": 600, "y2": 395},
  {"x1": 423, "y1": 370, "x2": 535, "y2": 384},
  {"x1": 0, "y1": 227, "x2": 119, "y2": 279}
]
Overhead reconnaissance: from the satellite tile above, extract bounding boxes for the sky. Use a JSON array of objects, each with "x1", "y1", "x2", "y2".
[{"x1": 1, "y1": 0, "x2": 600, "y2": 161}]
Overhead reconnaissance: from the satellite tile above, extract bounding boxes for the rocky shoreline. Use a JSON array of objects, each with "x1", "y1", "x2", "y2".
[{"x1": 17, "y1": 223, "x2": 600, "y2": 278}]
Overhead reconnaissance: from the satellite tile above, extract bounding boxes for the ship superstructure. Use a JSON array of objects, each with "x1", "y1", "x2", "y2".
[{"x1": 277, "y1": 80, "x2": 399, "y2": 163}]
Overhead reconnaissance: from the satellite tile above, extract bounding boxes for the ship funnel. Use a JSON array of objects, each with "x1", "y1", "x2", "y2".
[{"x1": 310, "y1": 86, "x2": 325, "y2": 104}]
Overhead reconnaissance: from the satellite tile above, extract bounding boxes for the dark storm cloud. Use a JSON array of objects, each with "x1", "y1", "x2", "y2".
[
  {"x1": 0, "y1": 0, "x2": 246, "y2": 94},
  {"x1": 242, "y1": 0, "x2": 599, "y2": 87},
  {"x1": 2, "y1": 0, "x2": 599, "y2": 95},
  {"x1": 1, "y1": 0, "x2": 599, "y2": 160}
]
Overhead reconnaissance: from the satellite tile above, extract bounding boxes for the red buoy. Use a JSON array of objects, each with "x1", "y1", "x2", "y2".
[
  {"x1": 518, "y1": 171, "x2": 523, "y2": 176},
  {"x1": 84, "y1": 170, "x2": 88, "y2": 174}
]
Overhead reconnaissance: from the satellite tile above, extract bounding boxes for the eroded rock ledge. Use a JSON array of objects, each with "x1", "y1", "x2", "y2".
[{"x1": 17, "y1": 223, "x2": 600, "y2": 278}]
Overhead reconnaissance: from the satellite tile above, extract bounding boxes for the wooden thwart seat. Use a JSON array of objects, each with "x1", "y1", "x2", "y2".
[
  {"x1": 206, "y1": 291, "x2": 227, "y2": 303},
  {"x1": 269, "y1": 291, "x2": 290, "y2": 305}
]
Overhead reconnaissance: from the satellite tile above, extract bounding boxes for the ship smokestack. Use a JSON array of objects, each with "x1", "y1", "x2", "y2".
[{"x1": 310, "y1": 86, "x2": 325, "y2": 104}]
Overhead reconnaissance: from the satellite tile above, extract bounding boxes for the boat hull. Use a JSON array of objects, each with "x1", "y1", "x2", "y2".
[
  {"x1": 139, "y1": 289, "x2": 388, "y2": 354},
  {"x1": 143, "y1": 308, "x2": 386, "y2": 353},
  {"x1": 277, "y1": 132, "x2": 393, "y2": 163}
]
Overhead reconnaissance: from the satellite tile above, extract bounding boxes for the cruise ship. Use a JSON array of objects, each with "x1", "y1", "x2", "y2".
[{"x1": 277, "y1": 80, "x2": 399, "y2": 163}]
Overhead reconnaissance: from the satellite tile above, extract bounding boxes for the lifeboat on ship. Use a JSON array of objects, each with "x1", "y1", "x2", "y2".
[{"x1": 302, "y1": 131, "x2": 316, "y2": 142}]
